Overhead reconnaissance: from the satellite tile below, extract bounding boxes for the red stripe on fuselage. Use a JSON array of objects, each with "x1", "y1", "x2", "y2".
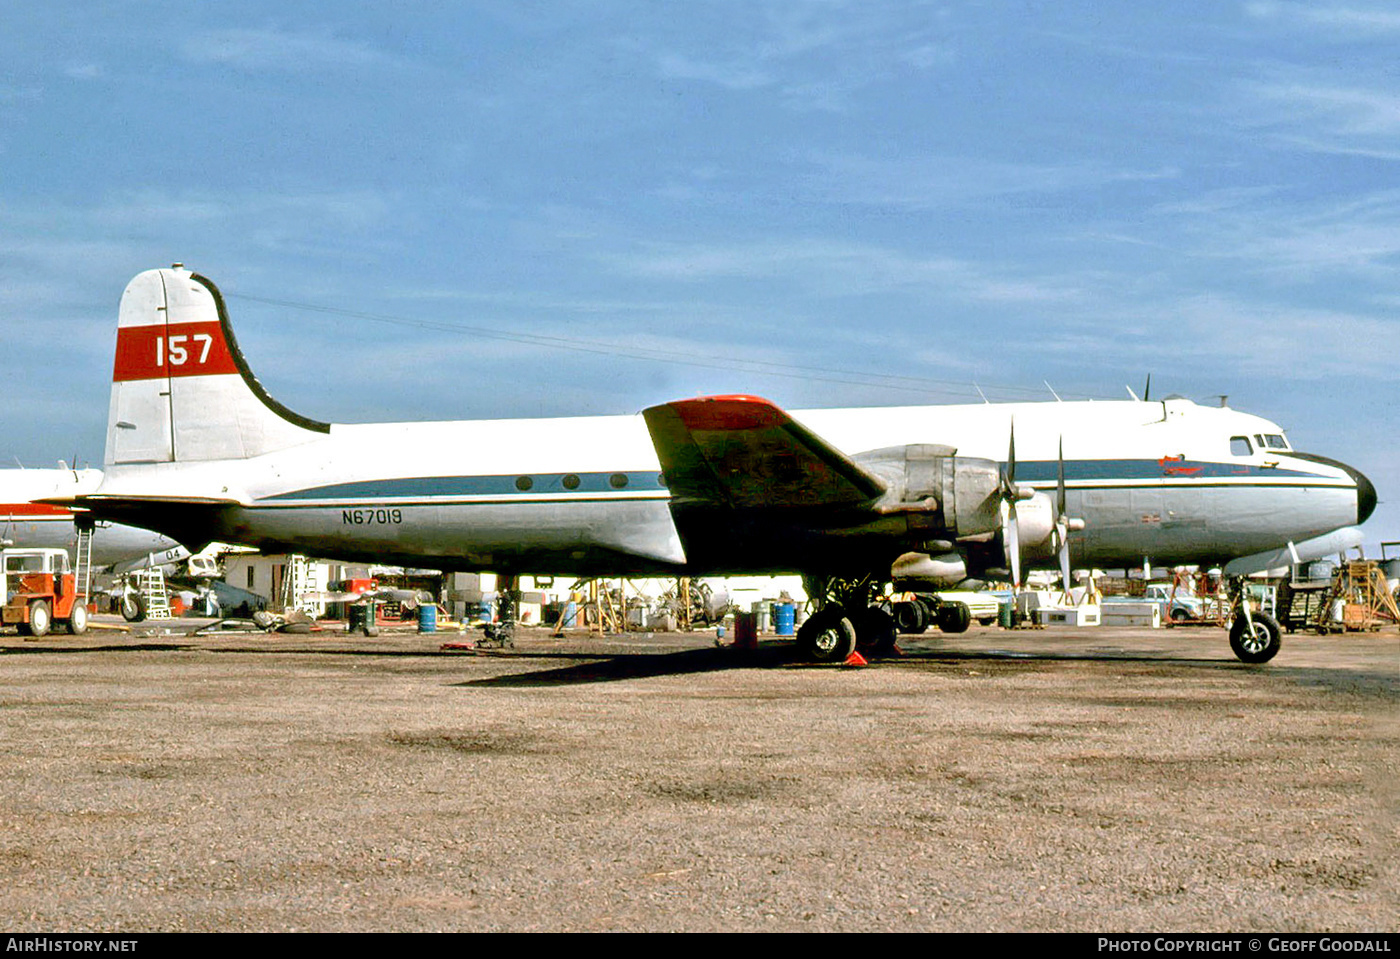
[{"x1": 113, "y1": 321, "x2": 238, "y2": 382}]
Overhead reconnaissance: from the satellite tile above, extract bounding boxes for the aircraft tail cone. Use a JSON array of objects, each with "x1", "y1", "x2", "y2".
[{"x1": 843, "y1": 651, "x2": 869, "y2": 667}]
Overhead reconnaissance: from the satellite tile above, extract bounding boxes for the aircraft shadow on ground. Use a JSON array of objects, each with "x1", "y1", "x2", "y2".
[
  {"x1": 454, "y1": 643, "x2": 1244, "y2": 688},
  {"x1": 0, "y1": 637, "x2": 1279, "y2": 688}
]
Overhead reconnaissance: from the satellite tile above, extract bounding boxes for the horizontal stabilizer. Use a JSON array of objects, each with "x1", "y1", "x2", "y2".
[
  {"x1": 642, "y1": 395, "x2": 885, "y2": 510},
  {"x1": 40, "y1": 493, "x2": 241, "y2": 508}
]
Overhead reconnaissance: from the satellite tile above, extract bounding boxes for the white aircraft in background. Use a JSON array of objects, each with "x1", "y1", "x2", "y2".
[
  {"x1": 54, "y1": 266, "x2": 1376, "y2": 663},
  {"x1": 1, "y1": 467, "x2": 183, "y2": 566}
]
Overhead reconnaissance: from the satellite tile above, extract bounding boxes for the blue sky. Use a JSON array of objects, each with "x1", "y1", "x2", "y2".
[{"x1": 1, "y1": 2, "x2": 1396, "y2": 550}]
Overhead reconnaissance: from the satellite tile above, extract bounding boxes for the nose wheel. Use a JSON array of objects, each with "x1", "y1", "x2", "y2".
[
  {"x1": 1225, "y1": 575, "x2": 1282, "y2": 664},
  {"x1": 1229, "y1": 610, "x2": 1282, "y2": 664}
]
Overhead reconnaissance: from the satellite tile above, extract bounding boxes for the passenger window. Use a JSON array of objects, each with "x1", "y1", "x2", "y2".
[{"x1": 1230, "y1": 436, "x2": 1252, "y2": 456}]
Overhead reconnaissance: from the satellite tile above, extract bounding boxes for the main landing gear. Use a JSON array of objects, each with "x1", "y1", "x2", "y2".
[{"x1": 796, "y1": 576, "x2": 969, "y2": 663}]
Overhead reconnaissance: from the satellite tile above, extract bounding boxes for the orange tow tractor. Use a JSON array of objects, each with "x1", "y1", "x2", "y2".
[{"x1": 1, "y1": 548, "x2": 89, "y2": 636}]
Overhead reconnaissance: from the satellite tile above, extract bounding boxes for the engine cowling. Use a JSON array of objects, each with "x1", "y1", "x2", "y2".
[{"x1": 852, "y1": 444, "x2": 1002, "y2": 540}]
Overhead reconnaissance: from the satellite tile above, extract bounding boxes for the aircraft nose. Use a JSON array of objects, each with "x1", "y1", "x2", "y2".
[
  {"x1": 1351, "y1": 464, "x2": 1378, "y2": 525},
  {"x1": 1292, "y1": 453, "x2": 1377, "y2": 525}
]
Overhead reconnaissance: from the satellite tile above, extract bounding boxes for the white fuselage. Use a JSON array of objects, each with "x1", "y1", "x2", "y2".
[{"x1": 93, "y1": 397, "x2": 1365, "y2": 575}]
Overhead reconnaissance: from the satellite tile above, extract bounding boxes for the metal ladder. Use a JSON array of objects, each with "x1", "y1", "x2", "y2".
[
  {"x1": 73, "y1": 524, "x2": 94, "y2": 604},
  {"x1": 135, "y1": 567, "x2": 172, "y2": 620},
  {"x1": 281, "y1": 554, "x2": 322, "y2": 615}
]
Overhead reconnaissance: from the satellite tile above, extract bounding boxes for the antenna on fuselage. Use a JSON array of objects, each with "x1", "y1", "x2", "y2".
[
  {"x1": 1044, "y1": 380, "x2": 1062, "y2": 401},
  {"x1": 974, "y1": 382, "x2": 989, "y2": 404}
]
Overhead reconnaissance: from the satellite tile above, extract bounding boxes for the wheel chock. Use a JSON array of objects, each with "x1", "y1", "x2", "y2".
[{"x1": 843, "y1": 651, "x2": 868, "y2": 667}]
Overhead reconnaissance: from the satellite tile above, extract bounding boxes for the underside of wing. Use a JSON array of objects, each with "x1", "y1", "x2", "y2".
[
  {"x1": 642, "y1": 395, "x2": 905, "y2": 573},
  {"x1": 41, "y1": 493, "x2": 240, "y2": 553}
]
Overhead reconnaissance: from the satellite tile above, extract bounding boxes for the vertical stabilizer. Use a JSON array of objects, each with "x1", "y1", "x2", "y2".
[{"x1": 106, "y1": 267, "x2": 329, "y2": 466}]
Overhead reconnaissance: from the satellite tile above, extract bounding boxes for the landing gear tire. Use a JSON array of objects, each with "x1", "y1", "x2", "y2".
[
  {"x1": 891, "y1": 600, "x2": 928, "y2": 635},
  {"x1": 1229, "y1": 611, "x2": 1282, "y2": 664},
  {"x1": 936, "y1": 602, "x2": 972, "y2": 634},
  {"x1": 796, "y1": 608, "x2": 858, "y2": 663},
  {"x1": 119, "y1": 593, "x2": 147, "y2": 623},
  {"x1": 852, "y1": 606, "x2": 899, "y2": 657},
  {"x1": 27, "y1": 601, "x2": 51, "y2": 638},
  {"x1": 65, "y1": 603, "x2": 89, "y2": 635}
]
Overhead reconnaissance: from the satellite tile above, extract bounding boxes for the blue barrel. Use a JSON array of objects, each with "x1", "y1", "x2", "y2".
[
  {"x1": 773, "y1": 602, "x2": 796, "y2": 636},
  {"x1": 417, "y1": 603, "x2": 438, "y2": 633}
]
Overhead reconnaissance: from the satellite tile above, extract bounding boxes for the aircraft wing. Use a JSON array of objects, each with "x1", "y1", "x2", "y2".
[{"x1": 642, "y1": 395, "x2": 885, "y2": 509}]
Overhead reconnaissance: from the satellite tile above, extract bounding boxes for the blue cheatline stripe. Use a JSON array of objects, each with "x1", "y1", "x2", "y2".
[
  {"x1": 260, "y1": 470, "x2": 668, "y2": 502},
  {"x1": 1010, "y1": 458, "x2": 1318, "y2": 481},
  {"x1": 257, "y1": 459, "x2": 1329, "y2": 504}
]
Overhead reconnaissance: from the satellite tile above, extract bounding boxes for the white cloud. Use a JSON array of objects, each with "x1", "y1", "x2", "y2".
[
  {"x1": 1248, "y1": 80, "x2": 1400, "y2": 139},
  {"x1": 655, "y1": 53, "x2": 772, "y2": 91},
  {"x1": 62, "y1": 63, "x2": 103, "y2": 81},
  {"x1": 602, "y1": 237, "x2": 1086, "y2": 305},
  {"x1": 1244, "y1": 2, "x2": 1400, "y2": 35},
  {"x1": 179, "y1": 28, "x2": 392, "y2": 73}
]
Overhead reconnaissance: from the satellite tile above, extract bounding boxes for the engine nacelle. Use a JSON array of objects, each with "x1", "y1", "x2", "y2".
[
  {"x1": 1013, "y1": 490, "x2": 1056, "y2": 554},
  {"x1": 853, "y1": 444, "x2": 1002, "y2": 539},
  {"x1": 890, "y1": 550, "x2": 967, "y2": 588}
]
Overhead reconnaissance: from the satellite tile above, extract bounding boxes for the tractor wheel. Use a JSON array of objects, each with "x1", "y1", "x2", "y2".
[
  {"x1": 27, "y1": 601, "x2": 52, "y2": 638},
  {"x1": 65, "y1": 602, "x2": 89, "y2": 635}
]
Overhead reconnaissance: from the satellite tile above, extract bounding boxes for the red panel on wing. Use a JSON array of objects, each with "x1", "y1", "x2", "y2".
[
  {"x1": 113, "y1": 321, "x2": 239, "y2": 382},
  {"x1": 666, "y1": 395, "x2": 786, "y2": 431},
  {"x1": 0, "y1": 503, "x2": 72, "y2": 517}
]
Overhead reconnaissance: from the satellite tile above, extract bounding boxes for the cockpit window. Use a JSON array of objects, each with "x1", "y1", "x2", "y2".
[
  {"x1": 1263, "y1": 434, "x2": 1289, "y2": 450},
  {"x1": 1230, "y1": 436, "x2": 1252, "y2": 456}
]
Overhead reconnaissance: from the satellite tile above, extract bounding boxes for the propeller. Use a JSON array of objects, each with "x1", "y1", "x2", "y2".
[
  {"x1": 305, "y1": 587, "x2": 428, "y2": 605},
  {"x1": 1051, "y1": 437, "x2": 1086, "y2": 602},
  {"x1": 998, "y1": 419, "x2": 1033, "y2": 589}
]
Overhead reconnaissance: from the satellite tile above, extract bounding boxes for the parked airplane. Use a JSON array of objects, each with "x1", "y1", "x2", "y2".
[
  {"x1": 55, "y1": 266, "x2": 1376, "y2": 664},
  {"x1": 1, "y1": 467, "x2": 183, "y2": 566}
]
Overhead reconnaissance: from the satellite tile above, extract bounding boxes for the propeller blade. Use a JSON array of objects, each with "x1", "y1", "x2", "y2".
[
  {"x1": 305, "y1": 590, "x2": 365, "y2": 603},
  {"x1": 1005, "y1": 417, "x2": 1017, "y2": 490},
  {"x1": 998, "y1": 418, "x2": 1023, "y2": 588},
  {"x1": 1001, "y1": 499, "x2": 1022, "y2": 589},
  {"x1": 1059, "y1": 532, "x2": 1072, "y2": 599},
  {"x1": 1057, "y1": 437, "x2": 1066, "y2": 518}
]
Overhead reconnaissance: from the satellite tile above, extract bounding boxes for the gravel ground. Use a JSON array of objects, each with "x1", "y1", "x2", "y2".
[{"x1": 0, "y1": 618, "x2": 1395, "y2": 932}]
